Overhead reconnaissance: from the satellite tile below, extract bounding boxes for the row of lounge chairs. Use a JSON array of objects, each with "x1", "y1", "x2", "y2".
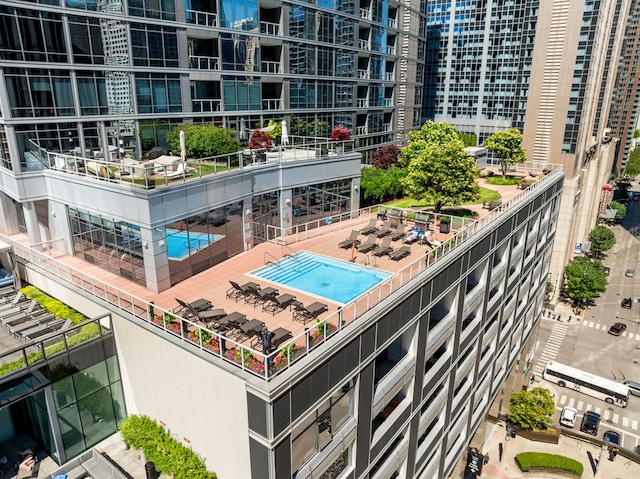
[
  {"x1": 340, "y1": 233, "x2": 412, "y2": 260},
  {"x1": 339, "y1": 224, "x2": 407, "y2": 249},
  {"x1": 226, "y1": 281, "x2": 299, "y2": 315},
  {"x1": 0, "y1": 290, "x2": 72, "y2": 341}
]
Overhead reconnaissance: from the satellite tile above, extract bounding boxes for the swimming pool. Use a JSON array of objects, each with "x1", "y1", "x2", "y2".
[
  {"x1": 166, "y1": 229, "x2": 223, "y2": 260},
  {"x1": 251, "y1": 251, "x2": 391, "y2": 303}
]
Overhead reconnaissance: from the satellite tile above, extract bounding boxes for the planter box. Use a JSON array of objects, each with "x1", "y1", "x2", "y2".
[{"x1": 517, "y1": 428, "x2": 560, "y2": 444}]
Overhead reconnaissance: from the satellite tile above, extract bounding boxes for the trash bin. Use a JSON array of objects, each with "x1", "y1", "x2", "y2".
[
  {"x1": 440, "y1": 217, "x2": 451, "y2": 234},
  {"x1": 145, "y1": 461, "x2": 159, "y2": 479}
]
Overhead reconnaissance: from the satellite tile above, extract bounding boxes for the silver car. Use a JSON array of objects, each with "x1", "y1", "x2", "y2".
[{"x1": 560, "y1": 406, "x2": 578, "y2": 428}]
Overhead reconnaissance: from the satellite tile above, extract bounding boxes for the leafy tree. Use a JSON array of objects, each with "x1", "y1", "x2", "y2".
[
  {"x1": 249, "y1": 130, "x2": 273, "y2": 151},
  {"x1": 509, "y1": 388, "x2": 556, "y2": 430},
  {"x1": 399, "y1": 121, "x2": 480, "y2": 213},
  {"x1": 289, "y1": 116, "x2": 329, "y2": 137},
  {"x1": 608, "y1": 201, "x2": 626, "y2": 220},
  {"x1": 166, "y1": 124, "x2": 241, "y2": 158},
  {"x1": 360, "y1": 166, "x2": 406, "y2": 206},
  {"x1": 625, "y1": 147, "x2": 640, "y2": 176},
  {"x1": 371, "y1": 145, "x2": 401, "y2": 169},
  {"x1": 484, "y1": 128, "x2": 527, "y2": 178},
  {"x1": 255, "y1": 119, "x2": 282, "y2": 139},
  {"x1": 546, "y1": 280, "x2": 554, "y2": 302},
  {"x1": 458, "y1": 132, "x2": 477, "y2": 147},
  {"x1": 588, "y1": 225, "x2": 615, "y2": 258},
  {"x1": 562, "y1": 257, "x2": 607, "y2": 306},
  {"x1": 634, "y1": 129, "x2": 640, "y2": 138}
]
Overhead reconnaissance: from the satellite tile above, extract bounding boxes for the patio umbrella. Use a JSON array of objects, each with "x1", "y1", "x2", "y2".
[
  {"x1": 179, "y1": 130, "x2": 186, "y2": 162},
  {"x1": 239, "y1": 117, "x2": 247, "y2": 140},
  {"x1": 281, "y1": 120, "x2": 289, "y2": 145}
]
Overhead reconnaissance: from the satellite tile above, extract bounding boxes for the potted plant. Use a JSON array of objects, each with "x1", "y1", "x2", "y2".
[
  {"x1": 330, "y1": 125, "x2": 351, "y2": 154},
  {"x1": 249, "y1": 130, "x2": 273, "y2": 162}
]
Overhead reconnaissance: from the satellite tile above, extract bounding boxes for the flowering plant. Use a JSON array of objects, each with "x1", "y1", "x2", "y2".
[{"x1": 330, "y1": 125, "x2": 351, "y2": 141}]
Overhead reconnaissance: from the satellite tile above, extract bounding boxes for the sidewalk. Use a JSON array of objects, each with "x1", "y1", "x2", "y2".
[{"x1": 480, "y1": 422, "x2": 639, "y2": 478}]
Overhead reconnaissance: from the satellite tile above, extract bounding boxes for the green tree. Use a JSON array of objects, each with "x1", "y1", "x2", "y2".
[
  {"x1": 289, "y1": 116, "x2": 329, "y2": 137},
  {"x1": 166, "y1": 124, "x2": 241, "y2": 158},
  {"x1": 458, "y1": 132, "x2": 477, "y2": 147},
  {"x1": 634, "y1": 129, "x2": 640, "y2": 138},
  {"x1": 360, "y1": 166, "x2": 406, "y2": 206},
  {"x1": 608, "y1": 201, "x2": 627, "y2": 220},
  {"x1": 370, "y1": 144, "x2": 401, "y2": 169},
  {"x1": 255, "y1": 119, "x2": 282, "y2": 139},
  {"x1": 626, "y1": 147, "x2": 640, "y2": 176},
  {"x1": 562, "y1": 257, "x2": 607, "y2": 306},
  {"x1": 509, "y1": 388, "x2": 556, "y2": 430},
  {"x1": 484, "y1": 128, "x2": 527, "y2": 178},
  {"x1": 399, "y1": 121, "x2": 480, "y2": 213},
  {"x1": 588, "y1": 225, "x2": 616, "y2": 259}
]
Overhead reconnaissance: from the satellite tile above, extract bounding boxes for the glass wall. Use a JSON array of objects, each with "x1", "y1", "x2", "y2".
[
  {"x1": 291, "y1": 180, "x2": 352, "y2": 226},
  {"x1": 165, "y1": 202, "x2": 244, "y2": 286}
]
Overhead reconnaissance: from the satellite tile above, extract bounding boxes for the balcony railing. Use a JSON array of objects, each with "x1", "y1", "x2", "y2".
[
  {"x1": 383, "y1": 98, "x2": 393, "y2": 107},
  {"x1": 356, "y1": 125, "x2": 368, "y2": 135},
  {"x1": 189, "y1": 56, "x2": 219, "y2": 70},
  {"x1": 359, "y1": 39, "x2": 371, "y2": 50},
  {"x1": 385, "y1": 72, "x2": 395, "y2": 81},
  {"x1": 383, "y1": 123, "x2": 392, "y2": 131},
  {"x1": 387, "y1": 18, "x2": 397, "y2": 28},
  {"x1": 261, "y1": 61, "x2": 281, "y2": 74},
  {"x1": 260, "y1": 21, "x2": 280, "y2": 35},
  {"x1": 186, "y1": 9, "x2": 218, "y2": 27},
  {"x1": 360, "y1": 8, "x2": 372, "y2": 20},
  {"x1": 358, "y1": 69, "x2": 370, "y2": 79},
  {"x1": 357, "y1": 99, "x2": 369, "y2": 108},
  {"x1": 192, "y1": 99, "x2": 221, "y2": 112},
  {"x1": 386, "y1": 46, "x2": 396, "y2": 55},
  {"x1": 262, "y1": 99, "x2": 282, "y2": 110}
]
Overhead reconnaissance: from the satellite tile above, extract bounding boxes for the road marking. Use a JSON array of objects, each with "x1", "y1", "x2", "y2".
[
  {"x1": 613, "y1": 413, "x2": 620, "y2": 423},
  {"x1": 586, "y1": 321, "x2": 594, "y2": 327},
  {"x1": 622, "y1": 331, "x2": 628, "y2": 337},
  {"x1": 595, "y1": 324, "x2": 602, "y2": 330},
  {"x1": 559, "y1": 395, "x2": 567, "y2": 405},
  {"x1": 623, "y1": 417, "x2": 629, "y2": 427},
  {"x1": 633, "y1": 420, "x2": 638, "y2": 431},
  {"x1": 636, "y1": 334, "x2": 640, "y2": 340},
  {"x1": 604, "y1": 410, "x2": 610, "y2": 420},
  {"x1": 568, "y1": 397, "x2": 575, "y2": 408},
  {"x1": 577, "y1": 401, "x2": 584, "y2": 410}
]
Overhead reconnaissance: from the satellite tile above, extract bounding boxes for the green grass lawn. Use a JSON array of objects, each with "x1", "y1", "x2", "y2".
[{"x1": 386, "y1": 187, "x2": 501, "y2": 209}]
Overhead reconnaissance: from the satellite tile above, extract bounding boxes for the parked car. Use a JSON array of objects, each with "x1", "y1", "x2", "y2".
[
  {"x1": 626, "y1": 269, "x2": 635, "y2": 277},
  {"x1": 624, "y1": 380, "x2": 640, "y2": 397},
  {"x1": 580, "y1": 411, "x2": 601, "y2": 435},
  {"x1": 608, "y1": 322, "x2": 627, "y2": 336},
  {"x1": 560, "y1": 406, "x2": 578, "y2": 428},
  {"x1": 603, "y1": 430, "x2": 621, "y2": 445},
  {"x1": 621, "y1": 298, "x2": 632, "y2": 309}
]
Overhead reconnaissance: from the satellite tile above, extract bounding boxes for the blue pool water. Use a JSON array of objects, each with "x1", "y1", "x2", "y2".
[
  {"x1": 166, "y1": 229, "x2": 223, "y2": 260},
  {"x1": 251, "y1": 251, "x2": 391, "y2": 303}
]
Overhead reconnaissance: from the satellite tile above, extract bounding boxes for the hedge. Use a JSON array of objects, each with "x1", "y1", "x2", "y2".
[
  {"x1": 515, "y1": 452, "x2": 584, "y2": 475},
  {"x1": 119, "y1": 415, "x2": 217, "y2": 479}
]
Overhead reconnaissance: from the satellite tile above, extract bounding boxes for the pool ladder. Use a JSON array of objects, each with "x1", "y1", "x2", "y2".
[{"x1": 363, "y1": 254, "x2": 379, "y2": 268}]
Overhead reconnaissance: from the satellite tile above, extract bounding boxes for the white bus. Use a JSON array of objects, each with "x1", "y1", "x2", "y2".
[{"x1": 542, "y1": 361, "x2": 630, "y2": 407}]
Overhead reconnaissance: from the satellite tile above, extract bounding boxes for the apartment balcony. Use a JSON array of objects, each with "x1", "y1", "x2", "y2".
[
  {"x1": 192, "y1": 99, "x2": 221, "y2": 112},
  {"x1": 383, "y1": 123, "x2": 392, "y2": 131},
  {"x1": 385, "y1": 72, "x2": 395, "y2": 81},
  {"x1": 260, "y1": 21, "x2": 280, "y2": 35},
  {"x1": 189, "y1": 56, "x2": 219, "y2": 70},
  {"x1": 262, "y1": 99, "x2": 282, "y2": 110},
  {"x1": 356, "y1": 99, "x2": 369, "y2": 108},
  {"x1": 261, "y1": 61, "x2": 281, "y2": 74},
  {"x1": 358, "y1": 69, "x2": 370, "y2": 79},
  {"x1": 360, "y1": 8, "x2": 372, "y2": 21},
  {"x1": 386, "y1": 45, "x2": 396, "y2": 55},
  {"x1": 186, "y1": 9, "x2": 218, "y2": 27},
  {"x1": 356, "y1": 125, "x2": 368, "y2": 135},
  {"x1": 387, "y1": 18, "x2": 397, "y2": 28},
  {"x1": 359, "y1": 39, "x2": 371, "y2": 50},
  {"x1": 383, "y1": 98, "x2": 393, "y2": 107}
]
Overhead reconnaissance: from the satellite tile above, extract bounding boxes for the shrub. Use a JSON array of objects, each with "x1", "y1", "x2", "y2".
[
  {"x1": 249, "y1": 130, "x2": 273, "y2": 151},
  {"x1": 22, "y1": 285, "x2": 87, "y2": 324},
  {"x1": 371, "y1": 145, "x2": 401, "y2": 169},
  {"x1": 119, "y1": 415, "x2": 217, "y2": 479},
  {"x1": 484, "y1": 176, "x2": 523, "y2": 186},
  {"x1": 516, "y1": 452, "x2": 583, "y2": 475},
  {"x1": 166, "y1": 124, "x2": 241, "y2": 159},
  {"x1": 330, "y1": 125, "x2": 351, "y2": 141}
]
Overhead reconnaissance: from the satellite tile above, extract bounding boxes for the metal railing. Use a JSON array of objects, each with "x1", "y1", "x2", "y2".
[
  {"x1": 1, "y1": 165, "x2": 562, "y2": 381},
  {"x1": 385, "y1": 72, "x2": 395, "y2": 81},
  {"x1": 359, "y1": 40, "x2": 371, "y2": 50},
  {"x1": 192, "y1": 99, "x2": 222, "y2": 112},
  {"x1": 358, "y1": 69, "x2": 370, "y2": 79},
  {"x1": 186, "y1": 9, "x2": 218, "y2": 27},
  {"x1": 262, "y1": 99, "x2": 282, "y2": 110},
  {"x1": 189, "y1": 55, "x2": 219, "y2": 70},
  {"x1": 357, "y1": 99, "x2": 369, "y2": 108},
  {"x1": 360, "y1": 8, "x2": 372, "y2": 20},
  {"x1": 260, "y1": 21, "x2": 280, "y2": 35},
  {"x1": 386, "y1": 46, "x2": 396, "y2": 55},
  {"x1": 387, "y1": 18, "x2": 397, "y2": 28},
  {"x1": 261, "y1": 61, "x2": 281, "y2": 73}
]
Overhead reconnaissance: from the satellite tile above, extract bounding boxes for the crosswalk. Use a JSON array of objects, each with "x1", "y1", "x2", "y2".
[
  {"x1": 582, "y1": 321, "x2": 640, "y2": 340},
  {"x1": 532, "y1": 323, "x2": 568, "y2": 376},
  {"x1": 556, "y1": 394, "x2": 639, "y2": 431}
]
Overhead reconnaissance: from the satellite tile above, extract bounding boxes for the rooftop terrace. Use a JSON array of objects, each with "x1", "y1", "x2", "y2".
[{"x1": 0, "y1": 163, "x2": 561, "y2": 381}]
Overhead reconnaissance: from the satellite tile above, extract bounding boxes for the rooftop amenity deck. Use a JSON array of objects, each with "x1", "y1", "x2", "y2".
[{"x1": 0, "y1": 164, "x2": 561, "y2": 381}]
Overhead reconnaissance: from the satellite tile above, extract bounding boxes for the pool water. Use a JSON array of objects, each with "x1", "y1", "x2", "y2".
[
  {"x1": 166, "y1": 229, "x2": 223, "y2": 260},
  {"x1": 251, "y1": 251, "x2": 391, "y2": 303}
]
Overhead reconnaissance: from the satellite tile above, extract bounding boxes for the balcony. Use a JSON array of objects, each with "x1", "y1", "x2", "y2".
[
  {"x1": 260, "y1": 21, "x2": 280, "y2": 35},
  {"x1": 385, "y1": 72, "x2": 395, "y2": 81},
  {"x1": 356, "y1": 99, "x2": 369, "y2": 108},
  {"x1": 186, "y1": 9, "x2": 218, "y2": 27},
  {"x1": 261, "y1": 61, "x2": 281, "y2": 74},
  {"x1": 383, "y1": 123, "x2": 392, "y2": 131},
  {"x1": 383, "y1": 98, "x2": 393, "y2": 107},
  {"x1": 386, "y1": 46, "x2": 396, "y2": 55},
  {"x1": 189, "y1": 56, "x2": 219, "y2": 70},
  {"x1": 262, "y1": 99, "x2": 282, "y2": 110},
  {"x1": 192, "y1": 99, "x2": 221, "y2": 112},
  {"x1": 356, "y1": 125, "x2": 368, "y2": 135},
  {"x1": 358, "y1": 69, "x2": 370, "y2": 79},
  {"x1": 387, "y1": 18, "x2": 397, "y2": 28},
  {"x1": 360, "y1": 8, "x2": 372, "y2": 21},
  {"x1": 359, "y1": 39, "x2": 371, "y2": 50}
]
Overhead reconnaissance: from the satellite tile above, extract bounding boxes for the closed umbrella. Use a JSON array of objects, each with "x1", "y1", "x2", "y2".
[
  {"x1": 281, "y1": 120, "x2": 289, "y2": 145},
  {"x1": 179, "y1": 130, "x2": 186, "y2": 162},
  {"x1": 239, "y1": 117, "x2": 247, "y2": 140}
]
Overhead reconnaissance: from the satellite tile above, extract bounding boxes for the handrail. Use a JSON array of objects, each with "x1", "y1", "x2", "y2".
[{"x1": 263, "y1": 251, "x2": 280, "y2": 266}]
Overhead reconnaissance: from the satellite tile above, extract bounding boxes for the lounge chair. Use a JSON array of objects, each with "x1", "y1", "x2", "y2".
[
  {"x1": 226, "y1": 281, "x2": 261, "y2": 302},
  {"x1": 239, "y1": 319, "x2": 265, "y2": 344},
  {"x1": 376, "y1": 221, "x2": 392, "y2": 238},
  {"x1": 187, "y1": 305, "x2": 227, "y2": 325},
  {"x1": 21, "y1": 318, "x2": 73, "y2": 341},
  {"x1": 390, "y1": 225, "x2": 406, "y2": 242},
  {"x1": 373, "y1": 237, "x2": 394, "y2": 257},
  {"x1": 339, "y1": 230, "x2": 362, "y2": 249},
  {"x1": 174, "y1": 298, "x2": 212, "y2": 316},
  {"x1": 245, "y1": 287, "x2": 279, "y2": 307},
  {"x1": 272, "y1": 327, "x2": 293, "y2": 348},
  {"x1": 389, "y1": 245, "x2": 412, "y2": 261},
  {"x1": 359, "y1": 219, "x2": 378, "y2": 236},
  {"x1": 262, "y1": 293, "x2": 298, "y2": 315},
  {"x1": 0, "y1": 291, "x2": 26, "y2": 311},
  {"x1": 0, "y1": 300, "x2": 41, "y2": 326},
  {"x1": 293, "y1": 301, "x2": 329, "y2": 324},
  {"x1": 357, "y1": 234, "x2": 378, "y2": 254}
]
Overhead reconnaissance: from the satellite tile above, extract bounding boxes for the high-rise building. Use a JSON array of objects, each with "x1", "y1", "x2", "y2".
[{"x1": 422, "y1": 0, "x2": 631, "y2": 298}]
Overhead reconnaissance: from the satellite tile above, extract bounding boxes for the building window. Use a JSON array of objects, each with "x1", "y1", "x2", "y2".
[{"x1": 135, "y1": 74, "x2": 181, "y2": 114}]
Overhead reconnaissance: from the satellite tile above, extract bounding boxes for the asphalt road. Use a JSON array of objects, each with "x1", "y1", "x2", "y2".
[{"x1": 533, "y1": 192, "x2": 640, "y2": 452}]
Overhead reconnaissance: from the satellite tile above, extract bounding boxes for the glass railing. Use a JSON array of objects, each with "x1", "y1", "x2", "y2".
[
  {"x1": 189, "y1": 55, "x2": 219, "y2": 70},
  {"x1": 1, "y1": 165, "x2": 563, "y2": 381},
  {"x1": 186, "y1": 9, "x2": 218, "y2": 27}
]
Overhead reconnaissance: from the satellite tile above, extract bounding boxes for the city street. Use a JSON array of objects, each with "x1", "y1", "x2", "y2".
[{"x1": 532, "y1": 191, "x2": 640, "y2": 452}]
